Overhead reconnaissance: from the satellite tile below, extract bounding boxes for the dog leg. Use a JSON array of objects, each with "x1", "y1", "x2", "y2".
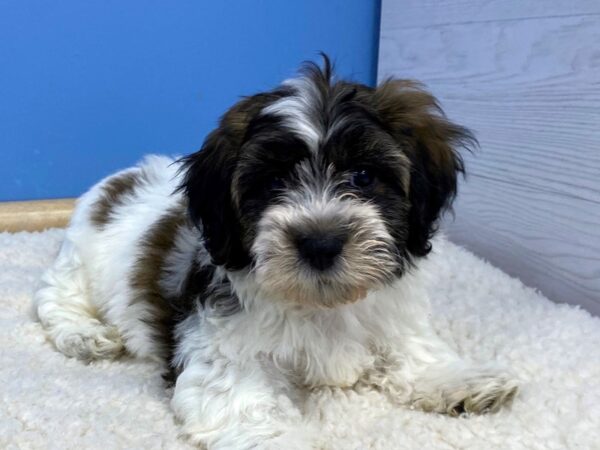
[
  {"x1": 33, "y1": 238, "x2": 124, "y2": 360},
  {"x1": 172, "y1": 323, "x2": 316, "y2": 449},
  {"x1": 409, "y1": 360, "x2": 519, "y2": 415},
  {"x1": 367, "y1": 298, "x2": 519, "y2": 416}
]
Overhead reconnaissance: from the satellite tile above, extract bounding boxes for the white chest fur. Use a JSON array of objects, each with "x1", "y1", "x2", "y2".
[{"x1": 208, "y1": 273, "x2": 429, "y2": 388}]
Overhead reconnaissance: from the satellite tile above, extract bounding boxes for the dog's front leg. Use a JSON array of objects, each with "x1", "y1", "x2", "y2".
[
  {"x1": 400, "y1": 332, "x2": 518, "y2": 415},
  {"x1": 370, "y1": 299, "x2": 518, "y2": 416},
  {"x1": 171, "y1": 343, "x2": 314, "y2": 449}
]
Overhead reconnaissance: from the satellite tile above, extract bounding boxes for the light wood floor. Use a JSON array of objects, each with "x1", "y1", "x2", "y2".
[{"x1": 0, "y1": 199, "x2": 75, "y2": 232}]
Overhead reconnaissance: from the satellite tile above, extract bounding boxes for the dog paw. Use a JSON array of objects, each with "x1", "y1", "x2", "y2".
[
  {"x1": 54, "y1": 324, "x2": 124, "y2": 361},
  {"x1": 412, "y1": 364, "x2": 519, "y2": 416}
]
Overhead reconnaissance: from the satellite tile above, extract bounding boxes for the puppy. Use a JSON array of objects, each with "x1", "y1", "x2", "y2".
[{"x1": 34, "y1": 57, "x2": 518, "y2": 449}]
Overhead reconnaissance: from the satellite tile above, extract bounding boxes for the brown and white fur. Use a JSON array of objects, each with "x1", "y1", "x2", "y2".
[{"x1": 34, "y1": 58, "x2": 518, "y2": 449}]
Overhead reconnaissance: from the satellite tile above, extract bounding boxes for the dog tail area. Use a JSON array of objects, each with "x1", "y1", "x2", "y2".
[{"x1": 33, "y1": 238, "x2": 124, "y2": 361}]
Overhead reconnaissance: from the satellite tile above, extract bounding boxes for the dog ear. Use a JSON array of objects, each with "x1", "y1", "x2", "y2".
[
  {"x1": 373, "y1": 80, "x2": 476, "y2": 257},
  {"x1": 179, "y1": 96, "x2": 272, "y2": 270}
]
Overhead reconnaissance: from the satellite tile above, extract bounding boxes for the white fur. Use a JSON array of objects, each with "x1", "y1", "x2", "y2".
[
  {"x1": 35, "y1": 155, "x2": 183, "y2": 361},
  {"x1": 262, "y1": 77, "x2": 324, "y2": 151},
  {"x1": 34, "y1": 155, "x2": 519, "y2": 449}
]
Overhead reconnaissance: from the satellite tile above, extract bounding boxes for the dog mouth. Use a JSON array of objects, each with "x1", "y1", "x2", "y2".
[{"x1": 264, "y1": 276, "x2": 370, "y2": 308}]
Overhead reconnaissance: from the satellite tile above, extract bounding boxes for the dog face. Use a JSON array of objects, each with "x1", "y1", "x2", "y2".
[{"x1": 181, "y1": 58, "x2": 474, "y2": 308}]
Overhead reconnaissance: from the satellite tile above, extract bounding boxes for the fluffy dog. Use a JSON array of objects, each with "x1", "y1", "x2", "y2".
[{"x1": 34, "y1": 58, "x2": 518, "y2": 449}]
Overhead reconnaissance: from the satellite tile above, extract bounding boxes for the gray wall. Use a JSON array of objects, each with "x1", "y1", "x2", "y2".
[{"x1": 378, "y1": 0, "x2": 600, "y2": 315}]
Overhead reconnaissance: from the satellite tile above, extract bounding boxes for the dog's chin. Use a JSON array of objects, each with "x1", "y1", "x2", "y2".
[
  {"x1": 254, "y1": 266, "x2": 377, "y2": 309},
  {"x1": 284, "y1": 283, "x2": 369, "y2": 309}
]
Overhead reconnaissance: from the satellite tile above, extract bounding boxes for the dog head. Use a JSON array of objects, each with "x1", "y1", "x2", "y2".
[{"x1": 180, "y1": 57, "x2": 474, "y2": 308}]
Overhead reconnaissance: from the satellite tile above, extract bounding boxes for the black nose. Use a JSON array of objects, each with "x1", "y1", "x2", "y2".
[{"x1": 296, "y1": 234, "x2": 345, "y2": 271}]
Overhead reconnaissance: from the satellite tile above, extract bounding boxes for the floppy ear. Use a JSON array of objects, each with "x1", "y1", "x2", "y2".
[
  {"x1": 179, "y1": 96, "x2": 272, "y2": 270},
  {"x1": 373, "y1": 80, "x2": 476, "y2": 257}
]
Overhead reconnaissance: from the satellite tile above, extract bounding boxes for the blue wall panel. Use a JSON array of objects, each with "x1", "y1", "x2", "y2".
[{"x1": 0, "y1": 1, "x2": 380, "y2": 201}]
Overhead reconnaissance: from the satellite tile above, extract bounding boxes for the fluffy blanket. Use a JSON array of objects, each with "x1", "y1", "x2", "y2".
[{"x1": 1, "y1": 230, "x2": 598, "y2": 449}]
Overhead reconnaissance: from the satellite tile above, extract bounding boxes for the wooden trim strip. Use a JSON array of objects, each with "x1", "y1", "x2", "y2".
[{"x1": 0, "y1": 198, "x2": 75, "y2": 232}]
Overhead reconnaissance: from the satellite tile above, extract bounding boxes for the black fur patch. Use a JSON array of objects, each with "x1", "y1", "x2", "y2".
[{"x1": 178, "y1": 91, "x2": 290, "y2": 270}]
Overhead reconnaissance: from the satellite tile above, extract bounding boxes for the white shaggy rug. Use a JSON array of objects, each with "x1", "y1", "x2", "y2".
[{"x1": 1, "y1": 229, "x2": 599, "y2": 450}]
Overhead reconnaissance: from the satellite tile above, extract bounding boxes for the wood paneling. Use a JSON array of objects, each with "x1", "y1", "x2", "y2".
[
  {"x1": 383, "y1": 0, "x2": 600, "y2": 28},
  {"x1": 379, "y1": 1, "x2": 600, "y2": 314}
]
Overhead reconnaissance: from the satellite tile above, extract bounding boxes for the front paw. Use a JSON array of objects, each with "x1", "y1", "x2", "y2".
[{"x1": 412, "y1": 364, "x2": 519, "y2": 416}]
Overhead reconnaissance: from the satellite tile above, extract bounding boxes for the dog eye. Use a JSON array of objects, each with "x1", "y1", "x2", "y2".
[{"x1": 350, "y1": 169, "x2": 375, "y2": 188}]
